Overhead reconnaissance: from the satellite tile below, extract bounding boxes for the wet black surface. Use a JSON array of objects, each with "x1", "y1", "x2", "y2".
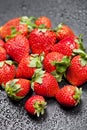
[{"x1": 0, "y1": 0, "x2": 87, "y2": 130}]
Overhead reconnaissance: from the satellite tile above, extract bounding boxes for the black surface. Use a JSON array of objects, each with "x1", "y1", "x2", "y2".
[{"x1": 0, "y1": 0, "x2": 87, "y2": 130}]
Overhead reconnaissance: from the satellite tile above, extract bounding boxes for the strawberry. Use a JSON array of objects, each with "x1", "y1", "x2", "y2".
[
  {"x1": 0, "y1": 60, "x2": 16, "y2": 85},
  {"x1": 0, "y1": 39, "x2": 5, "y2": 47},
  {"x1": 52, "y1": 35, "x2": 84, "y2": 57},
  {"x1": 66, "y1": 49, "x2": 87, "y2": 86},
  {"x1": 0, "y1": 17, "x2": 28, "y2": 39},
  {"x1": 0, "y1": 46, "x2": 7, "y2": 61},
  {"x1": 5, "y1": 34, "x2": 30, "y2": 63},
  {"x1": 55, "y1": 85, "x2": 82, "y2": 107},
  {"x1": 25, "y1": 95, "x2": 47, "y2": 117},
  {"x1": 35, "y1": 16, "x2": 52, "y2": 28},
  {"x1": 55, "y1": 23, "x2": 75, "y2": 41},
  {"x1": 31, "y1": 69, "x2": 59, "y2": 97},
  {"x1": 16, "y1": 54, "x2": 44, "y2": 79},
  {"x1": 4, "y1": 79, "x2": 30, "y2": 101},
  {"x1": 43, "y1": 52, "x2": 70, "y2": 82},
  {"x1": 29, "y1": 28, "x2": 57, "y2": 55}
]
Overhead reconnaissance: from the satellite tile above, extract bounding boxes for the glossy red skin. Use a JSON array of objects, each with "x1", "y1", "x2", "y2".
[
  {"x1": 5, "y1": 35, "x2": 30, "y2": 63},
  {"x1": 34, "y1": 72, "x2": 59, "y2": 97},
  {"x1": 52, "y1": 37, "x2": 79, "y2": 56},
  {"x1": 0, "y1": 18, "x2": 28, "y2": 39},
  {"x1": 0, "y1": 39, "x2": 5, "y2": 47},
  {"x1": 56, "y1": 85, "x2": 77, "y2": 107},
  {"x1": 15, "y1": 79, "x2": 30, "y2": 97},
  {"x1": 43, "y1": 52, "x2": 64, "y2": 73},
  {"x1": 0, "y1": 63, "x2": 16, "y2": 85},
  {"x1": 57, "y1": 24, "x2": 75, "y2": 41},
  {"x1": 29, "y1": 29, "x2": 56, "y2": 55},
  {"x1": 66, "y1": 55, "x2": 87, "y2": 86},
  {"x1": 35, "y1": 16, "x2": 52, "y2": 28},
  {"x1": 16, "y1": 55, "x2": 35, "y2": 79},
  {"x1": 25, "y1": 95, "x2": 45, "y2": 115},
  {"x1": 0, "y1": 47, "x2": 7, "y2": 61}
]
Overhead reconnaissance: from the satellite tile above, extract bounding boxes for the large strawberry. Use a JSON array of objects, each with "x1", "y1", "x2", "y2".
[
  {"x1": 56, "y1": 85, "x2": 82, "y2": 107},
  {"x1": 43, "y1": 52, "x2": 70, "y2": 82},
  {"x1": 0, "y1": 17, "x2": 28, "y2": 39},
  {"x1": 52, "y1": 35, "x2": 85, "y2": 57},
  {"x1": 5, "y1": 34, "x2": 30, "y2": 63},
  {"x1": 29, "y1": 28, "x2": 57, "y2": 55},
  {"x1": 31, "y1": 69, "x2": 59, "y2": 97},
  {"x1": 4, "y1": 79, "x2": 30, "y2": 101},
  {"x1": 0, "y1": 46, "x2": 7, "y2": 61},
  {"x1": 35, "y1": 16, "x2": 52, "y2": 28},
  {"x1": 25, "y1": 95, "x2": 47, "y2": 117},
  {"x1": 0, "y1": 60, "x2": 16, "y2": 85},
  {"x1": 16, "y1": 54, "x2": 44, "y2": 79},
  {"x1": 55, "y1": 23, "x2": 75, "y2": 41},
  {"x1": 66, "y1": 49, "x2": 87, "y2": 86}
]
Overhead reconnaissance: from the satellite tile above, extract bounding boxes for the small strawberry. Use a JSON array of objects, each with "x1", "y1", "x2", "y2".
[
  {"x1": 25, "y1": 95, "x2": 47, "y2": 117},
  {"x1": 29, "y1": 28, "x2": 57, "y2": 55},
  {"x1": 5, "y1": 34, "x2": 30, "y2": 63},
  {"x1": 55, "y1": 23, "x2": 75, "y2": 41},
  {"x1": 0, "y1": 17, "x2": 28, "y2": 39},
  {"x1": 66, "y1": 49, "x2": 87, "y2": 86},
  {"x1": 4, "y1": 79, "x2": 30, "y2": 101},
  {"x1": 31, "y1": 69, "x2": 59, "y2": 97},
  {"x1": 0, "y1": 60, "x2": 16, "y2": 85},
  {"x1": 56, "y1": 85, "x2": 82, "y2": 107},
  {"x1": 43, "y1": 52, "x2": 70, "y2": 82},
  {"x1": 16, "y1": 54, "x2": 44, "y2": 79},
  {"x1": 0, "y1": 46, "x2": 7, "y2": 61},
  {"x1": 0, "y1": 39, "x2": 5, "y2": 47},
  {"x1": 52, "y1": 36, "x2": 84, "y2": 57},
  {"x1": 35, "y1": 16, "x2": 52, "y2": 28}
]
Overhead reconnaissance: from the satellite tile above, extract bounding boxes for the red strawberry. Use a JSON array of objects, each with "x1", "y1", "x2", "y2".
[
  {"x1": 16, "y1": 54, "x2": 44, "y2": 79},
  {"x1": 25, "y1": 95, "x2": 47, "y2": 117},
  {"x1": 56, "y1": 85, "x2": 82, "y2": 107},
  {"x1": 4, "y1": 78, "x2": 30, "y2": 101},
  {"x1": 55, "y1": 23, "x2": 75, "y2": 41},
  {"x1": 43, "y1": 52, "x2": 70, "y2": 82},
  {"x1": 0, "y1": 60, "x2": 16, "y2": 85},
  {"x1": 31, "y1": 69, "x2": 59, "y2": 97},
  {"x1": 52, "y1": 36, "x2": 85, "y2": 57},
  {"x1": 29, "y1": 28, "x2": 57, "y2": 55},
  {"x1": 0, "y1": 46, "x2": 7, "y2": 61},
  {"x1": 5, "y1": 34, "x2": 30, "y2": 63},
  {"x1": 0, "y1": 17, "x2": 28, "y2": 39},
  {"x1": 0, "y1": 39, "x2": 5, "y2": 47},
  {"x1": 66, "y1": 49, "x2": 87, "y2": 86},
  {"x1": 35, "y1": 16, "x2": 52, "y2": 28}
]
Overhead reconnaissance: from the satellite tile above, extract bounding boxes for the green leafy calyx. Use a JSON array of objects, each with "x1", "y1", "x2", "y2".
[
  {"x1": 51, "y1": 56, "x2": 71, "y2": 82},
  {"x1": 73, "y1": 49, "x2": 87, "y2": 66},
  {"x1": 31, "y1": 68, "x2": 45, "y2": 90},
  {"x1": 0, "y1": 60, "x2": 13, "y2": 68},
  {"x1": 5, "y1": 27, "x2": 21, "y2": 41},
  {"x1": 54, "y1": 23, "x2": 64, "y2": 32},
  {"x1": 75, "y1": 34, "x2": 85, "y2": 51},
  {"x1": 34, "y1": 100, "x2": 47, "y2": 117},
  {"x1": 5, "y1": 79, "x2": 23, "y2": 101},
  {"x1": 20, "y1": 16, "x2": 37, "y2": 31},
  {"x1": 73, "y1": 88, "x2": 82, "y2": 105},
  {"x1": 29, "y1": 53, "x2": 44, "y2": 68}
]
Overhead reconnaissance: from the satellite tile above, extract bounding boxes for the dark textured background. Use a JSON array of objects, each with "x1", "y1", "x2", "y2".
[{"x1": 0, "y1": 0, "x2": 87, "y2": 130}]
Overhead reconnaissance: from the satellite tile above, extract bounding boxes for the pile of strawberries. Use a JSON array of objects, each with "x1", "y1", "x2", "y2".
[{"x1": 0, "y1": 16, "x2": 86, "y2": 117}]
